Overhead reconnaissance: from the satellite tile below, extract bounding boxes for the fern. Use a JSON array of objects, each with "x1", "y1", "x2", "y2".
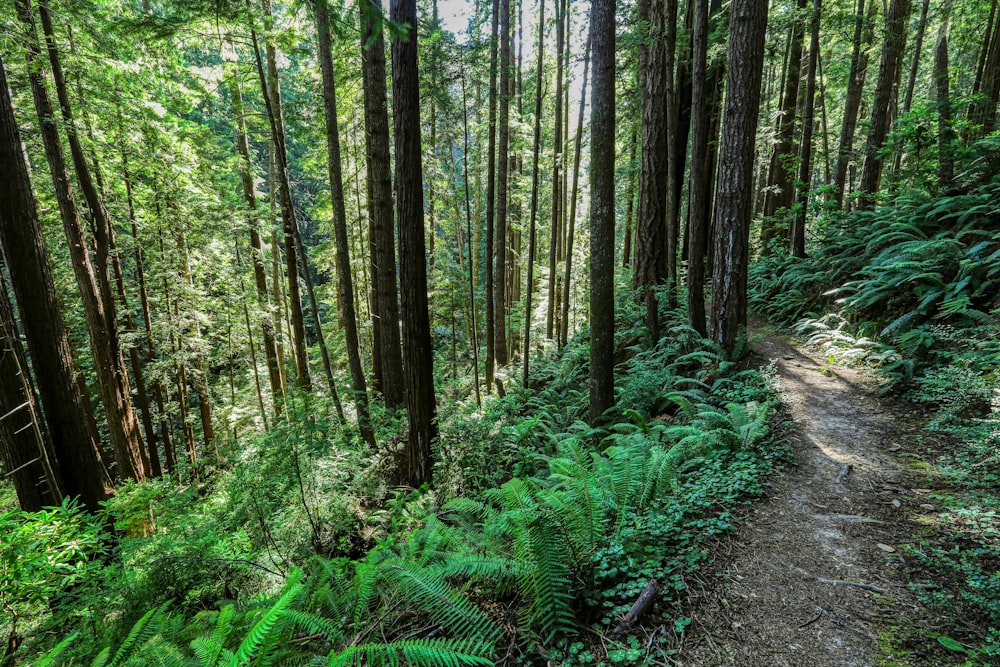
[
  {"x1": 383, "y1": 561, "x2": 501, "y2": 645},
  {"x1": 230, "y1": 568, "x2": 304, "y2": 666},
  {"x1": 103, "y1": 600, "x2": 172, "y2": 667},
  {"x1": 35, "y1": 631, "x2": 78, "y2": 667},
  {"x1": 328, "y1": 638, "x2": 493, "y2": 667}
]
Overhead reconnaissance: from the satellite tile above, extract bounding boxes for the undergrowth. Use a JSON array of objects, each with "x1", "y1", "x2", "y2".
[{"x1": 8, "y1": 294, "x2": 784, "y2": 667}]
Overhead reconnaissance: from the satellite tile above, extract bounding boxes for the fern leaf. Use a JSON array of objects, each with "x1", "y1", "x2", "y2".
[
  {"x1": 329, "y1": 638, "x2": 493, "y2": 667},
  {"x1": 229, "y1": 568, "x2": 304, "y2": 666},
  {"x1": 106, "y1": 600, "x2": 172, "y2": 667}
]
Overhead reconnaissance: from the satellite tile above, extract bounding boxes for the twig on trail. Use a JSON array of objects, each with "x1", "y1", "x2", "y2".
[
  {"x1": 798, "y1": 607, "x2": 827, "y2": 628},
  {"x1": 793, "y1": 566, "x2": 885, "y2": 594},
  {"x1": 836, "y1": 463, "x2": 852, "y2": 484}
]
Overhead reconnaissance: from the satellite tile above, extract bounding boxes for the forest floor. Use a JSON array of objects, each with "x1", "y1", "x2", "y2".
[{"x1": 672, "y1": 325, "x2": 947, "y2": 667}]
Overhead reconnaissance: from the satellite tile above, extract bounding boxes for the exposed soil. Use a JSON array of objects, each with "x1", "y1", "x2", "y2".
[{"x1": 672, "y1": 327, "x2": 935, "y2": 666}]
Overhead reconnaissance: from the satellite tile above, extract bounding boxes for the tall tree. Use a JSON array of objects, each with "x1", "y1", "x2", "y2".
[
  {"x1": 971, "y1": 3, "x2": 1000, "y2": 136},
  {"x1": 226, "y1": 53, "x2": 285, "y2": 414},
  {"x1": 760, "y1": 0, "x2": 808, "y2": 247},
  {"x1": 710, "y1": 0, "x2": 768, "y2": 355},
  {"x1": 359, "y1": 0, "x2": 405, "y2": 409},
  {"x1": 391, "y1": 0, "x2": 438, "y2": 486},
  {"x1": 545, "y1": 0, "x2": 564, "y2": 341},
  {"x1": 686, "y1": 0, "x2": 710, "y2": 335},
  {"x1": 634, "y1": 0, "x2": 670, "y2": 338},
  {"x1": 0, "y1": 52, "x2": 112, "y2": 510},
  {"x1": 0, "y1": 270, "x2": 61, "y2": 511},
  {"x1": 253, "y1": 0, "x2": 311, "y2": 389},
  {"x1": 935, "y1": 26, "x2": 955, "y2": 184},
  {"x1": 791, "y1": 0, "x2": 821, "y2": 258},
  {"x1": 17, "y1": 0, "x2": 150, "y2": 481},
  {"x1": 834, "y1": 0, "x2": 877, "y2": 207},
  {"x1": 495, "y1": 0, "x2": 511, "y2": 368},
  {"x1": 857, "y1": 0, "x2": 911, "y2": 208},
  {"x1": 484, "y1": 0, "x2": 499, "y2": 391},
  {"x1": 589, "y1": 0, "x2": 616, "y2": 425},
  {"x1": 560, "y1": 33, "x2": 591, "y2": 349},
  {"x1": 315, "y1": 0, "x2": 376, "y2": 447},
  {"x1": 522, "y1": 0, "x2": 546, "y2": 385}
]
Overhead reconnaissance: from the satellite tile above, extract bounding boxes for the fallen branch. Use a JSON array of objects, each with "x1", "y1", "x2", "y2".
[{"x1": 611, "y1": 578, "x2": 659, "y2": 636}]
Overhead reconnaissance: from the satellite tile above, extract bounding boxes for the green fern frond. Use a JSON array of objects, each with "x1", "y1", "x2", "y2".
[
  {"x1": 106, "y1": 600, "x2": 172, "y2": 667},
  {"x1": 328, "y1": 637, "x2": 494, "y2": 667},
  {"x1": 384, "y1": 561, "x2": 500, "y2": 644},
  {"x1": 519, "y1": 519, "x2": 576, "y2": 642},
  {"x1": 229, "y1": 568, "x2": 304, "y2": 666},
  {"x1": 36, "y1": 631, "x2": 78, "y2": 667}
]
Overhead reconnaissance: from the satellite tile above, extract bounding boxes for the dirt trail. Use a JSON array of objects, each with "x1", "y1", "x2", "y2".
[{"x1": 675, "y1": 329, "x2": 925, "y2": 666}]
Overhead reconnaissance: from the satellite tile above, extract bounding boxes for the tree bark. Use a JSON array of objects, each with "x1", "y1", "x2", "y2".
[
  {"x1": 391, "y1": 0, "x2": 438, "y2": 487},
  {"x1": 495, "y1": 0, "x2": 511, "y2": 367},
  {"x1": 561, "y1": 32, "x2": 591, "y2": 349},
  {"x1": 710, "y1": 0, "x2": 768, "y2": 355},
  {"x1": 359, "y1": 0, "x2": 405, "y2": 409},
  {"x1": 792, "y1": 0, "x2": 821, "y2": 259},
  {"x1": 857, "y1": 0, "x2": 911, "y2": 208},
  {"x1": 760, "y1": 0, "x2": 808, "y2": 247},
  {"x1": 316, "y1": 0, "x2": 375, "y2": 447},
  {"x1": 28, "y1": 0, "x2": 150, "y2": 481},
  {"x1": 971, "y1": 4, "x2": 1000, "y2": 135},
  {"x1": 635, "y1": 0, "x2": 670, "y2": 337},
  {"x1": 589, "y1": 0, "x2": 616, "y2": 426},
  {"x1": 834, "y1": 0, "x2": 877, "y2": 207},
  {"x1": 523, "y1": 0, "x2": 545, "y2": 385},
  {"x1": 687, "y1": 0, "x2": 710, "y2": 335},
  {"x1": 0, "y1": 52, "x2": 112, "y2": 509}
]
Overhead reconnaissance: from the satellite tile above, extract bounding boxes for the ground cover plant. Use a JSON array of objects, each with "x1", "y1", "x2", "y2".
[{"x1": 4, "y1": 297, "x2": 783, "y2": 667}]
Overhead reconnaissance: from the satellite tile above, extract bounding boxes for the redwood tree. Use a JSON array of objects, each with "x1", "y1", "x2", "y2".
[
  {"x1": 589, "y1": 0, "x2": 616, "y2": 425},
  {"x1": 391, "y1": 0, "x2": 438, "y2": 486},
  {"x1": 710, "y1": 0, "x2": 768, "y2": 355}
]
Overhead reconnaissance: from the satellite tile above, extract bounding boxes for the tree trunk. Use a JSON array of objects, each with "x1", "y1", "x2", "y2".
[
  {"x1": 687, "y1": 0, "x2": 710, "y2": 335},
  {"x1": 28, "y1": 0, "x2": 150, "y2": 481},
  {"x1": 971, "y1": 5, "x2": 1000, "y2": 135},
  {"x1": 523, "y1": 0, "x2": 545, "y2": 385},
  {"x1": 253, "y1": 2, "x2": 311, "y2": 390},
  {"x1": 227, "y1": 58, "x2": 285, "y2": 415},
  {"x1": 622, "y1": 129, "x2": 638, "y2": 269},
  {"x1": 316, "y1": 0, "x2": 375, "y2": 446},
  {"x1": 0, "y1": 52, "x2": 112, "y2": 510},
  {"x1": 545, "y1": 0, "x2": 563, "y2": 341},
  {"x1": 936, "y1": 27, "x2": 955, "y2": 185},
  {"x1": 589, "y1": 0, "x2": 616, "y2": 426},
  {"x1": 482, "y1": 0, "x2": 499, "y2": 391},
  {"x1": 496, "y1": 0, "x2": 512, "y2": 367},
  {"x1": 760, "y1": 0, "x2": 808, "y2": 247},
  {"x1": 0, "y1": 270, "x2": 62, "y2": 511},
  {"x1": 710, "y1": 0, "x2": 768, "y2": 355},
  {"x1": 834, "y1": 0, "x2": 877, "y2": 207},
  {"x1": 359, "y1": 0, "x2": 405, "y2": 409},
  {"x1": 561, "y1": 32, "x2": 591, "y2": 349},
  {"x1": 857, "y1": 0, "x2": 911, "y2": 209},
  {"x1": 391, "y1": 0, "x2": 438, "y2": 487},
  {"x1": 635, "y1": 0, "x2": 670, "y2": 338},
  {"x1": 792, "y1": 0, "x2": 821, "y2": 259}
]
